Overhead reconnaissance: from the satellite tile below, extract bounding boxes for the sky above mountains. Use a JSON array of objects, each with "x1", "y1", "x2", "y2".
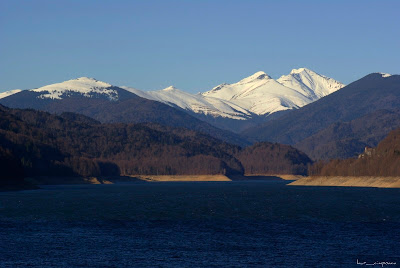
[{"x1": 0, "y1": 0, "x2": 399, "y2": 93}]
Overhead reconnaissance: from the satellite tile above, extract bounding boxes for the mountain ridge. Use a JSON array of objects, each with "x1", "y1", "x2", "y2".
[
  {"x1": 0, "y1": 68, "x2": 345, "y2": 133},
  {"x1": 243, "y1": 73, "x2": 400, "y2": 159},
  {"x1": 0, "y1": 68, "x2": 344, "y2": 121}
]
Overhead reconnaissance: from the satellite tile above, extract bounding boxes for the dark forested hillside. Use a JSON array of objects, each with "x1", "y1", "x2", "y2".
[
  {"x1": 235, "y1": 142, "x2": 312, "y2": 175},
  {"x1": 0, "y1": 105, "x2": 315, "y2": 186},
  {"x1": 0, "y1": 105, "x2": 244, "y2": 184},
  {"x1": 309, "y1": 128, "x2": 400, "y2": 176},
  {"x1": 188, "y1": 110, "x2": 290, "y2": 134},
  {"x1": 295, "y1": 109, "x2": 400, "y2": 160}
]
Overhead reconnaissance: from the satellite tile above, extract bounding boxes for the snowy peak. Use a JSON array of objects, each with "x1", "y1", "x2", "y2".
[
  {"x1": 290, "y1": 67, "x2": 311, "y2": 74},
  {"x1": 162, "y1": 86, "x2": 178, "y2": 91},
  {"x1": 238, "y1": 71, "x2": 272, "y2": 84},
  {"x1": 278, "y1": 67, "x2": 345, "y2": 100},
  {"x1": 75, "y1": 76, "x2": 111, "y2": 86},
  {"x1": 31, "y1": 77, "x2": 118, "y2": 100},
  {"x1": 202, "y1": 71, "x2": 273, "y2": 98}
]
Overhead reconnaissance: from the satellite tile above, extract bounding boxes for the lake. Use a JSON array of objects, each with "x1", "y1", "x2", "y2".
[{"x1": 0, "y1": 179, "x2": 399, "y2": 267}]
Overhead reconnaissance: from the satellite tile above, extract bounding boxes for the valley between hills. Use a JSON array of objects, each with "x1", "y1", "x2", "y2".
[{"x1": 1, "y1": 70, "x2": 400, "y2": 189}]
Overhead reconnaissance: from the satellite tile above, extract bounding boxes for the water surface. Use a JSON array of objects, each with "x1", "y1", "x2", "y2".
[{"x1": 0, "y1": 180, "x2": 399, "y2": 267}]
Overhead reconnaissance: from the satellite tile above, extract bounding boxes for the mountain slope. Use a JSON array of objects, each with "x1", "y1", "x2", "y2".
[
  {"x1": 0, "y1": 78, "x2": 249, "y2": 146},
  {"x1": 295, "y1": 109, "x2": 400, "y2": 160},
  {"x1": 243, "y1": 73, "x2": 400, "y2": 145},
  {"x1": 122, "y1": 86, "x2": 252, "y2": 120}
]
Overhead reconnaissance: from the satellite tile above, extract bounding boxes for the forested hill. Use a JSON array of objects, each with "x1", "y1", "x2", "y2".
[
  {"x1": 0, "y1": 105, "x2": 244, "y2": 185},
  {"x1": 235, "y1": 142, "x2": 312, "y2": 176},
  {"x1": 0, "y1": 105, "x2": 313, "y2": 186},
  {"x1": 309, "y1": 128, "x2": 400, "y2": 176}
]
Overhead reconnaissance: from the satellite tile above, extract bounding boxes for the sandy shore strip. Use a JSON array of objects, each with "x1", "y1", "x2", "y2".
[
  {"x1": 133, "y1": 175, "x2": 231, "y2": 182},
  {"x1": 84, "y1": 177, "x2": 113, "y2": 184},
  {"x1": 273, "y1": 175, "x2": 305, "y2": 180},
  {"x1": 289, "y1": 176, "x2": 400, "y2": 188},
  {"x1": 242, "y1": 174, "x2": 305, "y2": 180}
]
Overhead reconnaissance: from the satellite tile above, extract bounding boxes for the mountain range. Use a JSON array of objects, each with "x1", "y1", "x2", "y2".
[
  {"x1": 0, "y1": 68, "x2": 344, "y2": 133},
  {"x1": 243, "y1": 73, "x2": 400, "y2": 160},
  {"x1": 1, "y1": 70, "x2": 400, "y2": 163},
  {"x1": 123, "y1": 68, "x2": 344, "y2": 131}
]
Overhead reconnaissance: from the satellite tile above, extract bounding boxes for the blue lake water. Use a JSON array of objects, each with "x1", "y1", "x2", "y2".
[{"x1": 0, "y1": 179, "x2": 399, "y2": 267}]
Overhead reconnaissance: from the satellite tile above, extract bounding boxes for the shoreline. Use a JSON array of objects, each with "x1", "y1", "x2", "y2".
[
  {"x1": 131, "y1": 175, "x2": 232, "y2": 182},
  {"x1": 132, "y1": 174, "x2": 304, "y2": 182},
  {"x1": 1, "y1": 175, "x2": 303, "y2": 191},
  {"x1": 23, "y1": 174, "x2": 298, "y2": 185},
  {"x1": 289, "y1": 176, "x2": 400, "y2": 188}
]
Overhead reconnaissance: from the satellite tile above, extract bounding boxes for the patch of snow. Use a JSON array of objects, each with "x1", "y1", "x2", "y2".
[
  {"x1": 0, "y1": 89, "x2": 22, "y2": 99},
  {"x1": 379, "y1": 73, "x2": 392, "y2": 78}
]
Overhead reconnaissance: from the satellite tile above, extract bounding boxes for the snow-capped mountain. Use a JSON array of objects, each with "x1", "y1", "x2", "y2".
[
  {"x1": 0, "y1": 68, "x2": 345, "y2": 122},
  {"x1": 202, "y1": 71, "x2": 312, "y2": 115},
  {"x1": 31, "y1": 77, "x2": 119, "y2": 100},
  {"x1": 277, "y1": 68, "x2": 344, "y2": 101},
  {"x1": 122, "y1": 68, "x2": 344, "y2": 120}
]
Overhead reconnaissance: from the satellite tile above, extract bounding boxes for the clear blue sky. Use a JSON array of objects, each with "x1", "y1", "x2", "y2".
[{"x1": 1, "y1": 0, "x2": 399, "y2": 93}]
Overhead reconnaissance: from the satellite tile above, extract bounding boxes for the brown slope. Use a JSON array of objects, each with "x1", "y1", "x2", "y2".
[{"x1": 309, "y1": 128, "x2": 400, "y2": 177}]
